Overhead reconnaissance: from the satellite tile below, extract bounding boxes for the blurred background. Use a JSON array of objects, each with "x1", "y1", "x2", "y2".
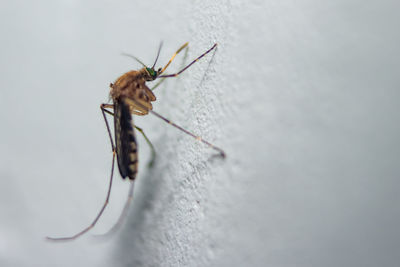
[{"x1": 1, "y1": 0, "x2": 400, "y2": 266}]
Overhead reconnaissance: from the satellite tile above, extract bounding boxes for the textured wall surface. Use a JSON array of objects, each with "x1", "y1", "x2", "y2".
[{"x1": 1, "y1": 0, "x2": 400, "y2": 266}]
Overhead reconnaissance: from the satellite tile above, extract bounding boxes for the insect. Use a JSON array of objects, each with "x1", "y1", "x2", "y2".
[{"x1": 47, "y1": 42, "x2": 225, "y2": 241}]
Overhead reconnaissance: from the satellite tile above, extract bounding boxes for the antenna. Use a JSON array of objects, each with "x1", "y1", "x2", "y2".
[
  {"x1": 152, "y1": 41, "x2": 163, "y2": 69},
  {"x1": 121, "y1": 53, "x2": 147, "y2": 68}
]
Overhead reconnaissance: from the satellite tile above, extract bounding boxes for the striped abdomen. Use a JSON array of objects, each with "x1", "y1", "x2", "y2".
[{"x1": 114, "y1": 98, "x2": 138, "y2": 180}]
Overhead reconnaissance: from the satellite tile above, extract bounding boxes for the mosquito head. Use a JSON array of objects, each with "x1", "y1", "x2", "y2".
[{"x1": 145, "y1": 67, "x2": 162, "y2": 81}]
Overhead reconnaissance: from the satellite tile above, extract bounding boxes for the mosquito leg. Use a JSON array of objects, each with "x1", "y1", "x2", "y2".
[
  {"x1": 159, "y1": 43, "x2": 217, "y2": 78},
  {"x1": 149, "y1": 109, "x2": 225, "y2": 158},
  {"x1": 160, "y1": 42, "x2": 189, "y2": 73},
  {"x1": 152, "y1": 44, "x2": 189, "y2": 91},
  {"x1": 134, "y1": 125, "x2": 156, "y2": 167},
  {"x1": 102, "y1": 103, "x2": 113, "y2": 109},
  {"x1": 93, "y1": 109, "x2": 140, "y2": 239},
  {"x1": 46, "y1": 152, "x2": 115, "y2": 241},
  {"x1": 102, "y1": 104, "x2": 114, "y2": 116},
  {"x1": 101, "y1": 104, "x2": 116, "y2": 151},
  {"x1": 127, "y1": 98, "x2": 225, "y2": 158},
  {"x1": 93, "y1": 180, "x2": 135, "y2": 239},
  {"x1": 46, "y1": 147, "x2": 116, "y2": 241},
  {"x1": 46, "y1": 104, "x2": 117, "y2": 241}
]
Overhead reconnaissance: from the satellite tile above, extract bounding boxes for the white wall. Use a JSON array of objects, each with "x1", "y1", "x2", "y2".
[{"x1": 1, "y1": 0, "x2": 400, "y2": 266}]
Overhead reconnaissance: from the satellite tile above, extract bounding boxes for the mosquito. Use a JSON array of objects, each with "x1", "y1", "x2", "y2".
[{"x1": 46, "y1": 42, "x2": 225, "y2": 241}]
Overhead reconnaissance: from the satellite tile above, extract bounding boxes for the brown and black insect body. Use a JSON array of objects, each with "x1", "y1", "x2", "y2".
[
  {"x1": 111, "y1": 68, "x2": 158, "y2": 180},
  {"x1": 114, "y1": 99, "x2": 138, "y2": 180},
  {"x1": 47, "y1": 42, "x2": 224, "y2": 241}
]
